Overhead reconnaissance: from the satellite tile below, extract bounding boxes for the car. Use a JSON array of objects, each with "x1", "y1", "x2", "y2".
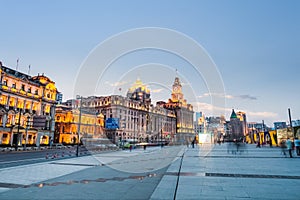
[{"x1": 53, "y1": 143, "x2": 65, "y2": 149}]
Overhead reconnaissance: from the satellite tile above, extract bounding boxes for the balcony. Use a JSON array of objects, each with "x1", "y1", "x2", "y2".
[
  {"x1": 19, "y1": 90, "x2": 26, "y2": 95},
  {"x1": 2, "y1": 85, "x2": 8, "y2": 90}
]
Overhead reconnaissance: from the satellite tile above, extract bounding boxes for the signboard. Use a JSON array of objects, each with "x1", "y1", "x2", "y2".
[
  {"x1": 105, "y1": 118, "x2": 119, "y2": 129},
  {"x1": 277, "y1": 128, "x2": 293, "y2": 139},
  {"x1": 33, "y1": 116, "x2": 47, "y2": 129},
  {"x1": 198, "y1": 133, "x2": 212, "y2": 144}
]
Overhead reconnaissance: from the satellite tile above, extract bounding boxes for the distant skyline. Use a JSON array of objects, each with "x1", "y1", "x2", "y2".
[{"x1": 0, "y1": 0, "x2": 299, "y2": 126}]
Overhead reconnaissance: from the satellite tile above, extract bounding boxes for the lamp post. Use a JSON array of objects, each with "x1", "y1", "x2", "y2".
[
  {"x1": 24, "y1": 116, "x2": 30, "y2": 148},
  {"x1": 15, "y1": 109, "x2": 22, "y2": 150},
  {"x1": 133, "y1": 115, "x2": 138, "y2": 146},
  {"x1": 76, "y1": 96, "x2": 83, "y2": 157}
]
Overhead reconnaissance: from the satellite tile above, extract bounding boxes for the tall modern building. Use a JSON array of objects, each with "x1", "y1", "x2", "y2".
[
  {"x1": 0, "y1": 61, "x2": 58, "y2": 147},
  {"x1": 194, "y1": 112, "x2": 205, "y2": 133}
]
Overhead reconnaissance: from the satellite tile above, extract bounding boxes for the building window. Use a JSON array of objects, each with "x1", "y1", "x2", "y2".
[
  {"x1": 35, "y1": 90, "x2": 39, "y2": 95},
  {"x1": 3, "y1": 80, "x2": 7, "y2": 86},
  {"x1": 28, "y1": 87, "x2": 31, "y2": 93},
  {"x1": 21, "y1": 84, "x2": 25, "y2": 91},
  {"x1": 12, "y1": 83, "x2": 16, "y2": 89}
]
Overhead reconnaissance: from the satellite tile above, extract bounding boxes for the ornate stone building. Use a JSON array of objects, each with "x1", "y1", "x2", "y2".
[
  {"x1": 0, "y1": 61, "x2": 58, "y2": 147},
  {"x1": 54, "y1": 104, "x2": 104, "y2": 144},
  {"x1": 61, "y1": 79, "x2": 177, "y2": 144},
  {"x1": 161, "y1": 77, "x2": 195, "y2": 143},
  {"x1": 229, "y1": 109, "x2": 247, "y2": 140}
]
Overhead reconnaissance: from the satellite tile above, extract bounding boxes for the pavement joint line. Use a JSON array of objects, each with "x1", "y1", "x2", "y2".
[
  {"x1": 205, "y1": 172, "x2": 300, "y2": 179},
  {"x1": 162, "y1": 172, "x2": 300, "y2": 180},
  {"x1": 185, "y1": 155, "x2": 293, "y2": 158},
  {"x1": 50, "y1": 162, "x2": 102, "y2": 167},
  {"x1": 0, "y1": 182, "x2": 28, "y2": 189}
]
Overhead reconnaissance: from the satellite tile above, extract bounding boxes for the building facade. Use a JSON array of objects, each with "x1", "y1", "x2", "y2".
[
  {"x1": 228, "y1": 109, "x2": 245, "y2": 141},
  {"x1": 54, "y1": 104, "x2": 104, "y2": 144},
  {"x1": 0, "y1": 61, "x2": 58, "y2": 147},
  {"x1": 60, "y1": 79, "x2": 177, "y2": 144},
  {"x1": 161, "y1": 77, "x2": 194, "y2": 143}
]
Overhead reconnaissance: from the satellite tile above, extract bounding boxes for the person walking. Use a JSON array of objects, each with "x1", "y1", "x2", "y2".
[
  {"x1": 294, "y1": 137, "x2": 300, "y2": 156},
  {"x1": 280, "y1": 140, "x2": 287, "y2": 157},
  {"x1": 286, "y1": 138, "x2": 293, "y2": 158},
  {"x1": 256, "y1": 137, "x2": 261, "y2": 148}
]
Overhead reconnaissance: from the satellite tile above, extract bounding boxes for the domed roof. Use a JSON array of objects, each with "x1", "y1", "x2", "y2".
[
  {"x1": 128, "y1": 78, "x2": 150, "y2": 94},
  {"x1": 127, "y1": 78, "x2": 151, "y2": 102}
]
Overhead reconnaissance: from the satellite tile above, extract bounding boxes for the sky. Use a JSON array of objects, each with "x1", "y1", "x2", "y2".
[{"x1": 0, "y1": 0, "x2": 299, "y2": 127}]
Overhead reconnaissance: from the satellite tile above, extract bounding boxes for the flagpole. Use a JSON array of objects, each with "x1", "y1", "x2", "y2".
[{"x1": 16, "y1": 58, "x2": 19, "y2": 70}]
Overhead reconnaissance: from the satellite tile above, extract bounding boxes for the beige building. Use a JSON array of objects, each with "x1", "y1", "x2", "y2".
[
  {"x1": 54, "y1": 104, "x2": 104, "y2": 144},
  {"x1": 0, "y1": 61, "x2": 58, "y2": 147},
  {"x1": 63, "y1": 79, "x2": 177, "y2": 144}
]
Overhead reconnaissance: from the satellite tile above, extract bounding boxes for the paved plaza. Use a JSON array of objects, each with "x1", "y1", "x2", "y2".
[{"x1": 0, "y1": 144, "x2": 299, "y2": 199}]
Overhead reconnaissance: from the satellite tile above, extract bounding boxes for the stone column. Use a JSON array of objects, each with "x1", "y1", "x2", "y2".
[{"x1": 2, "y1": 114, "x2": 7, "y2": 127}]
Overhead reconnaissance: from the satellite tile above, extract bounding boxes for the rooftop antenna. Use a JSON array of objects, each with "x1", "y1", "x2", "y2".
[{"x1": 16, "y1": 58, "x2": 19, "y2": 70}]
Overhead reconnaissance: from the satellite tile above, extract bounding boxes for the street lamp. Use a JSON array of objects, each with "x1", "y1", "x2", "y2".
[
  {"x1": 24, "y1": 116, "x2": 31, "y2": 148},
  {"x1": 15, "y1": 109, "x2": 22, "y2": 150},
  {"x1": 76, "y1": 96, "x2": 83, "y2": 157},
  {"x1": 133, "y1": 115, "x2": 138, "y2": 146}
]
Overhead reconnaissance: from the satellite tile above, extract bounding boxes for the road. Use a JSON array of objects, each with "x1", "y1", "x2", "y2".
[{"x1": 0, "y1": 146, "x2": 90, "y2": 168}]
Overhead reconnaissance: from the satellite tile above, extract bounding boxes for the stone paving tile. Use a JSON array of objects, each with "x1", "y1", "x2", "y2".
[
  {"x1": 152, "y1": 144, "x2": 300, "y2": 200},
  {"x1": 150, "y1": 175, "x2": 177, "y2": 200}
]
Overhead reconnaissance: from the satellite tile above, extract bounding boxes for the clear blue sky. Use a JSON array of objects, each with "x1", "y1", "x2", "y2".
[{"x1": 1, "y1": 0, "x2": 299, "y2": 126}]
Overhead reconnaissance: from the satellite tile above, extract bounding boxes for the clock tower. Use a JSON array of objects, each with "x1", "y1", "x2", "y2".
[
  {"x1": 171, "y1": 77, "x2": 184, "y2": 102},
  {"x1": 163, "y1": 76, "x2": 194, "y2": 145}
]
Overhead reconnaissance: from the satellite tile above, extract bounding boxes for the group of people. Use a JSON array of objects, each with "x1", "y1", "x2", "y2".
[{"x1": 280, "y1": 137, "x2": 300, "y2": 158}]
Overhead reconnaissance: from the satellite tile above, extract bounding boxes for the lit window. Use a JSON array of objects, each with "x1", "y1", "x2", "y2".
[{"x1": 12, "y1": 83, "x2": 16, "y2": 89}]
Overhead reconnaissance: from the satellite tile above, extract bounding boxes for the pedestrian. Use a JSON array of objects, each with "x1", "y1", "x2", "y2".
[
  {"x1": 129, "y1": 144, "x2": 133, "y2": 152},
  {"x1": 280, "y1": 140, "x2": 287, "y2": 157},
  {"x1": 191, "y1": 140, "x2": 195, "y2": 148},
  {"x1": 294, "y1": 137, "x2": 300, "y2": 156},
  {"x1": 286, "y1": 138, "x2": 293, "y2": 158},
  {"x1": 256, "y1": 137, "x2": 261, "y2": 148}
]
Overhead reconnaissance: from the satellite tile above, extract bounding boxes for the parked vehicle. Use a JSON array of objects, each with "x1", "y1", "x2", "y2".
[{"x1": 53, "y1": 143, "x2": 66, "y2": 149}]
